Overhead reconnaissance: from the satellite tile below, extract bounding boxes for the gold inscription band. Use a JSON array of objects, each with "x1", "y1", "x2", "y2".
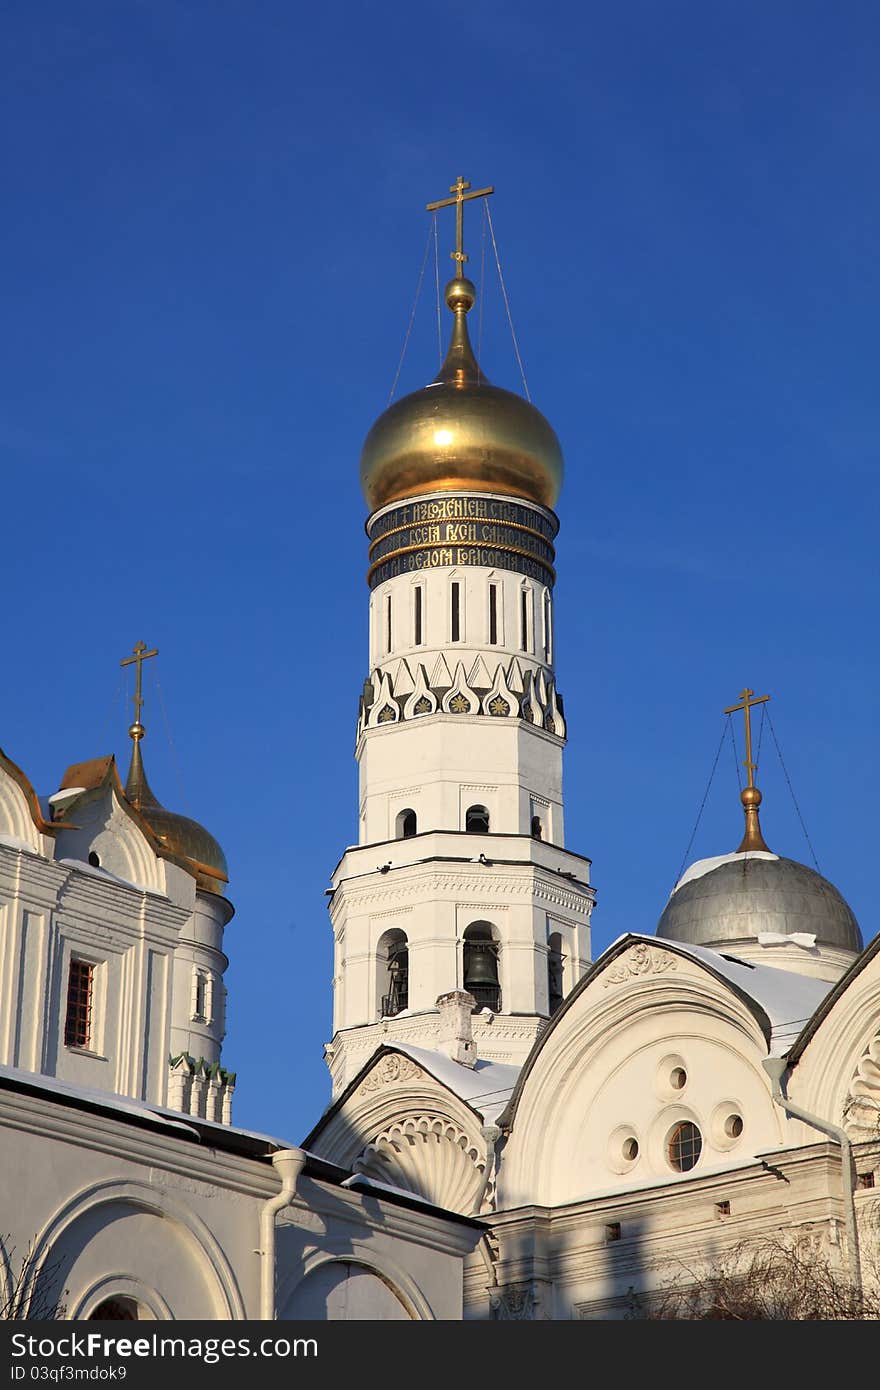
[
  {"x1": 367, "y1": 542, "x2": 556, "y2": 589},
  {"x1": 368, "y1": 514, "x2": 556, "y2": 559},
  {"x1": 369, "y1": 525, "x2": 555, "y2": 569}
]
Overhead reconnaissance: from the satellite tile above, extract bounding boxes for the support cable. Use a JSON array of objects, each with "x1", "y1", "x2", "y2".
[
  {"x1": 675, "y1": 719, "x2": 730, "y2": 886},
  {"x1": 730, "y1": 713, "x2": 743, "y2": 792},
  {"x1": 485, "y1": 203, "x2": 530, "y2": 400},
  {"x1": 388, "y1": 223, "x2": 433, "y2": 403},
  {"x1": 766, "y1": 710, "x2": 821, "y2": 873}
]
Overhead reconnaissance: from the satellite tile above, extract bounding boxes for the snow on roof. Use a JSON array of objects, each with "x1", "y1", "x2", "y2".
[
  {"x1": 391, "y1": 1043, "x2": 521, "y2": 1122},
  {"x1": 639, "y1": 936, "x2": 833, "y2": 1055},
  {"x1": 0, "y1": 832, "x2": 42, "y2": 854},
  {"x1": 56, "y1": 856, "x2": 161, "y2": 898},
  {"x1": 0, "y1": 1062, "x2": 199, "y2": 1136},
  {"x1": 0, "y1": 1061, "x2": 295, "y2": 1150},
  {"x1": 671, "y1": 850, "x2": 778, "y2": 897}
]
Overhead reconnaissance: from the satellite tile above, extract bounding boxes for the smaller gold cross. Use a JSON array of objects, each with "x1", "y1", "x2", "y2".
[
  {"x1": 724, "y1": 687, "x2": 770, "y2": 789},
  {"x1": 120, "y1": 640, "x2": 158, "y2": 731},
  {"x1": 426, "y1": 175, "x2": 494, "y2": 277}
]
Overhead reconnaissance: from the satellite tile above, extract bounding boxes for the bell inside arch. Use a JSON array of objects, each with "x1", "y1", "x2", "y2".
[
  {"x1": 464, "y1": 945, "x2": 499, "y2": 988},
  {"x1": 463, "y1": 934, "x2": 501, "y2": 1012}
]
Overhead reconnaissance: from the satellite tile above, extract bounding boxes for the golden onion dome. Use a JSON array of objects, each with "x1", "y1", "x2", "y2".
[
  {"x1": 360, "y1": 277, "x2": 564, "y2": 513},
  {"x1": 124, "y1": 724, "x2": 228, "y2": 896}
]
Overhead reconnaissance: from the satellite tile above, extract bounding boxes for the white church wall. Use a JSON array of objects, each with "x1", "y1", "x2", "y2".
[
  {"x1": 357, "y1": 717, "x2": 565, "y2": 845},
  {"x1": 0, "y1": 1079, "x2": 478, "y2": 1321},
  {"x1": 499, "y1": 946, "x2": 787, "y2": 1209}
]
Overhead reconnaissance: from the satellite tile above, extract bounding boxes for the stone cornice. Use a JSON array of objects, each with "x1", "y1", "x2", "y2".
[{"x1": 336, "y1": 870, "x2": 593, "y2": 916}]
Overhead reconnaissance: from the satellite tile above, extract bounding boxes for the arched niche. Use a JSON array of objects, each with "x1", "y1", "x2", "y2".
[
  {"x1": 376, "y1": 928, "x2": 409, "y2": 1018},
  {"x1": 462, "y1": 921, "x2": 501, "y2": 1012},
  {"x1": 548, "y1": 931, "x2": 565, "y2": 1015},
  {"x1": 465, "y1": 804, "x2": 490, "y2": 834},
  {"x1": 281, "y1": 1259, "x2": 413, "y2": 1321},
  {"x1": 28, "y1": 1181, "x2": 244, "y2": 1321}
]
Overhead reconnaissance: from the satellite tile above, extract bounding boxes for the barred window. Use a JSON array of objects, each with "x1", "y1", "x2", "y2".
[{"x1": 64, "y1": 959, "x2": 94, "y2": 1049}]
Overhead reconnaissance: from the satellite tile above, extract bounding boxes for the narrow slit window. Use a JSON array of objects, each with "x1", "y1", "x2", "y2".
[
  {"x1": 192, "y1": 969, "x2": 212, "y2": 1023},
  {"x1": 489, "y1": 584, "x2": 498, "y2": 645},
  {"x1": 385, "y1": 593, "x2": 392, "y2": 654},
  {"x1": 64, "y1": 959, "x2": 94, "y2": 1049},
  {"x1": 451, "y1": 582, "x2": 461, "y2": 642},
  {"x1": 413, "y1": 586, "x2": 423, "y2": 646},
  {"x1": 520, "y1": 589, "x2": 529, "y2": 652},
  {"x1": 543, "y1": 590, "x2": 553, "y2": 663}
]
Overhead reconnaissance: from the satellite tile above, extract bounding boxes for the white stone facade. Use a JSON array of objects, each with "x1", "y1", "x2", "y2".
[
  {"x1": 0, "y1": 751, "x2": 234, "y2": 1123},
  {"x1": 327, "y1": 490, "x2": 594, "y2": 1088}
]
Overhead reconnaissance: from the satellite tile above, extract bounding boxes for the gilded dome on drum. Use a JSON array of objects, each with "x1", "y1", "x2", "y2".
[
  {"x1": 360, "y1": 277, "x2": 564, "y2": 514},
  {"x1": 125, "y1": 731, "x2": 228, "y2": 896}
]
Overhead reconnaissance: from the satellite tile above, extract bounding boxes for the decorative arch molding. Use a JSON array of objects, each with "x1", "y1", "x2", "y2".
[
  {"x1": 277, "y1": 1249, "x2": 431, "y2": 1322},
  {"x1": 56, "y1": 790, "x2": 167, "y2": 897},
  {"x1": 25, "y1": 1179, "x2": 245, "y2": 1321},
  {"x1": 787, "y1": 948, "x2": 880, "y2": 1125},
  {"x1": 354, "y1": 1113, "x2": 486, "y2": 1213},
  {"x1": 73, "y1": 1273, "x2": 172, "y2": 1321},
  {"x1": 844, "y1": 1025, "x2": 880, "y2": 1138},
  {"x1": 501, "y1": 959, "x2": 775, "y2": 1205},
  {"x1": 0, "y1": 757, "x2": 45, "y2": 852},
  {"x1": 305, "y1": 1050, "x2": 493, "y2": 1191}
]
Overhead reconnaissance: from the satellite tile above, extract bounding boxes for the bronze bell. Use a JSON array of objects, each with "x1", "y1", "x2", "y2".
[{"x1": 464, "y1": 944, "x2": 499, "y2": 988}]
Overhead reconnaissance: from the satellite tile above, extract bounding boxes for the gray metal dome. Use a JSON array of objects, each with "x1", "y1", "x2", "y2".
[{"x1": 656, "y1": 855, "x2": 862, "y2": 952}]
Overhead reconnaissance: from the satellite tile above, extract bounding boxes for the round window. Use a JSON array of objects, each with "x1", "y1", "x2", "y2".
[
  {"x1": 622, "y1": 1136, "x2": 639, "y2": 1162},
  {"x1": 669, "y1": 1067, "x2": 687, "y2": 1090},
  {"x1": 724, "y1": 1113, "x2": 744, "y2": 1140},
  {"x1": 668, "y1": 1121, "x2": 702, "y2": 1172}
]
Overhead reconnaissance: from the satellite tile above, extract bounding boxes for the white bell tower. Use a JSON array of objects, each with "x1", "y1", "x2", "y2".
[{"x1": 325, "y1": 180, "x2": 594, "y2": 1093}]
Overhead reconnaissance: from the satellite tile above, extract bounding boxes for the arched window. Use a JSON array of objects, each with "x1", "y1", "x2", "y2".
[
  {"x1": 463, "y1": 922, "x2": 501, "y2": 1012},
  {"x1": 395, "y1": 808, "x2": 417, "y2": 839},
  {"x1": 548, "y1": 932, "x2": 565, "y2": 1015},
  {"x1": 531, "y1": 815, "x2": 543, "y2": 840},
  {"x1": 465, "y1": 804, "x2": 490, "y2": 833},
  {"x1": 89, "y1": 1298, "x2": 139, "y2": 1320},
  {"x1": 379, "y1": 930, "x2": 409, "y2": 1017}
]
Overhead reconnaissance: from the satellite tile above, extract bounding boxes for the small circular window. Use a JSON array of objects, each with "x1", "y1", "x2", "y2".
[
  {"x1": 621, "y1": 1136, "x2": 639, "y2": 1162},
  {"x1": 724, "y1": 1113, "x2": 744, "y2": 1140},
  {"x1": 668, "y1": 1121, "x2": 702, "y2": 1172},
  {"x1": 88, "y1": 851, "x2": 100, "y2": 868},
  {"x1": 669, "y1": 1067, "x2": 687, "y2": 1090}
]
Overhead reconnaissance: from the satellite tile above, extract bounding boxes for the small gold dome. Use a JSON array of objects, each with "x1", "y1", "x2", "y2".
[{"x1": 360, "y1": 277, "x2": 564, "y2": 513}]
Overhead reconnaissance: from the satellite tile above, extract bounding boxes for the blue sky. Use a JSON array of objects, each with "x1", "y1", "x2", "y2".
[{"x1": 2, "y1": 2, "x2": 878, "y2": 1140}]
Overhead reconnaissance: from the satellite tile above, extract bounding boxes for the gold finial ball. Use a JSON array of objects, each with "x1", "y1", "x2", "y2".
[
  {"x1": 445, "y1": 276, "x2": 476, "y2": 312},
  {"x1": 129, "y1": 722, "x2": 145, "y2": 741},
  {"x1": 741, "y1": 786, "x2": 762, "y2": 809}
]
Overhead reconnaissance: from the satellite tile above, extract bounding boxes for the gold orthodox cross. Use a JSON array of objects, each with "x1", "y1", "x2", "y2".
[
  {"x1": 724, "y1": 687, "x2": 770, "y2": 789},
  {"x1": 121, "y1": 639, "x2": 158, "y2": 728},
  {"x1": 426, "y1": 175, "x2": 494, "y2": 277}
]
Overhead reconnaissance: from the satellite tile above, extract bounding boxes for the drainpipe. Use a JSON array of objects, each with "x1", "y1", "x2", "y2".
[
  {"x1": 471, "y1": 1125, "x2": 502, "y2": 1216},
  {"x1": 259, "y1": 1148, "x2": 307, "y2": 1320},
  {"x1": 761, "y1": 1057, "x2": 861, "y2": 1296}
]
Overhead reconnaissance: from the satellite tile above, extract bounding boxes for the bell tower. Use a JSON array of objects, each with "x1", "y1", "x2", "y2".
[{"x1": 325, "y1": 180, "x2": 595, "y2": 1093}]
